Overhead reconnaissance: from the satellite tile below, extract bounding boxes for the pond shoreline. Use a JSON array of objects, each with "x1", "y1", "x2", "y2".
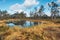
[{"x1": 0, "y1": 19, "x2": 60, "y2": 28}]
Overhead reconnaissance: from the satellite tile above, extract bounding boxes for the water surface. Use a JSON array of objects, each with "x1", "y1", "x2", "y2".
[{"x1": 7, "y1": 20, "x2": 41, "y2": 27}]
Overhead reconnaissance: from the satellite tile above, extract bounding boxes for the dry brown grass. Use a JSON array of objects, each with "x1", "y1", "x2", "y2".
[
  {"x1": 0, "y1": 24, "x2": 60, "y2": 40},
  {"x1": 0, "y1": 19, "x2": 60, "y2": 40}
]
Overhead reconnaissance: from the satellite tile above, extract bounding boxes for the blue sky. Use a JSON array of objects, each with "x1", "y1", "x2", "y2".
[{"x1": 0, "y1": 0, "x2": 59, "y2": 17}]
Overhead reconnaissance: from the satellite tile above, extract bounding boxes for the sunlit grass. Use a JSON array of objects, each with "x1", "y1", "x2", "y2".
[{"x1": 0, "y1": 19, "x2": 60, "y2": 40}]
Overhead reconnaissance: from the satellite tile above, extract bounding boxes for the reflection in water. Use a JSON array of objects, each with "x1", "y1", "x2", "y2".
[
  {"x1": 7, "y1": 20, "x2": 41, "y2": 27},
  {"x1": 7, "y1": 23, "x2": 15, "y2": 27},
  {"x1": 13, "y1": 20, "x2": 25, "y2": 25},
  {"x1": 23, "y1": 21, "x2": 34, "y2": 27},
  {"x1": 34, "y1": 22, "x2": 38, "y2": 25}
]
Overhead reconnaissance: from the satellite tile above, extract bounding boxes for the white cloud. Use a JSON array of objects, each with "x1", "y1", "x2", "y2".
[
  {"x1": 23, "y1": 0, "x2": 39, "y2": 7},
  {"x1": 9, "y1": 3, "x2": 24, "y2": 13},
  {"x1": 9, "y1": 0, "x2": 39, "y2": 17},
  {"x1": 43, "y1": 2, "x2": 51, "y2": 16},
  {"x1": 57, "y1": 0, "x2": 60, "y2": 3},
  {"x1": 9, "y1": 0, "x2": 39, "y2": 12}
]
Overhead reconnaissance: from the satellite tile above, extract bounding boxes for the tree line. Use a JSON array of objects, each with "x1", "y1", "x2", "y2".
[{"x1": 0, "y1": 1, "x2": 60, "y2": 20}]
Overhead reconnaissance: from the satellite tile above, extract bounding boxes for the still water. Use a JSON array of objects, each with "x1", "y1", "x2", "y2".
[{"x1": 7, "y1": 20, "x2": 41, "y2": 27}]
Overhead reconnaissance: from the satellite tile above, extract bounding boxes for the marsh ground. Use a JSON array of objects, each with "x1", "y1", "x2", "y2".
[{"x1": 0, "y1": 19, "x2": 60, "y2": 40}]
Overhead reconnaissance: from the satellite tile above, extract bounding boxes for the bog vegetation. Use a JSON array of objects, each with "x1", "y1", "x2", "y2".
[{"x1": 0, "y1": 1, "x2": 60, "y2": 40}]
